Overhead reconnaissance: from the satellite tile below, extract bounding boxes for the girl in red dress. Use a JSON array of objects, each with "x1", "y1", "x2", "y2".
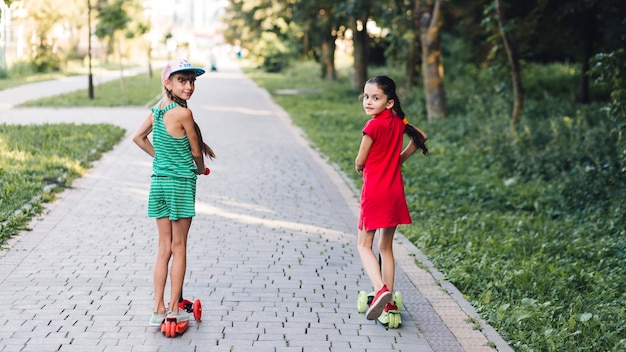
[{"x1": 355, "y1": 76, "x2": 428, "y2": 320}]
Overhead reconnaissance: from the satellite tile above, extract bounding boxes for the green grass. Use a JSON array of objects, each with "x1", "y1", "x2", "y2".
[
  {"x1": 18, "y1": 71, "x2": 161, "y2": 107},
  {"x1": 0, "y1": 124, "x2": 126, "y2": 245},
  {"x1": 0, "y1": 60, "x2": 145, "y2": 91},
  {"x1": 245, "y1": 61, "x2": 626, "y2": 351}
]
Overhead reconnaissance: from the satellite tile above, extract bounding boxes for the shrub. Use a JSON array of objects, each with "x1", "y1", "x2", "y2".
[{"x1": 31, "y1": 45, "x2": 62, "y2": 73}]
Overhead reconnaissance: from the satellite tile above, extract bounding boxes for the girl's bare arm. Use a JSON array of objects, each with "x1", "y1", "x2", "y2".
[
  {"x1": 400, "y1": 140, "x2": 418, "y2": 164},
  {"x1": 355, "y1": 134, "x2": 373, "y2": 175},
  {"x1": 179, "y1": 111, "x2": 205, "y2": 174},
  {"x1": 133, "y1": 115, "x2": 155, "y2": 157}
]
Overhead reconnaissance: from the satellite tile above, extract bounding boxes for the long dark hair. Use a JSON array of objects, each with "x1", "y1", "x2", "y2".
[
  {"x1": 164, "y1": 71, "x2": 216, "y2": 160},
  {"x1": 366, "y1": 75, "x2": 428, "y2": 155}
]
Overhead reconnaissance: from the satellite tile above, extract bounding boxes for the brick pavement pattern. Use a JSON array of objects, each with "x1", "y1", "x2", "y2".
[{"x1": 0, "y1": 60, "x2": 513, "y2": 352}]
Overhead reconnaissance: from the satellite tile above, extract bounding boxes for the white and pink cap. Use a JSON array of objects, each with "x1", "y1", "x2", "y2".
[{"x1": 161, "y1": 59, "x2": 206, "y2": 84}]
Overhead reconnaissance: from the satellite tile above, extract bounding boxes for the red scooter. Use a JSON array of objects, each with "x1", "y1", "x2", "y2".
[{"x1": 161, "y1": 297, "x2": 202, "y2": 338}]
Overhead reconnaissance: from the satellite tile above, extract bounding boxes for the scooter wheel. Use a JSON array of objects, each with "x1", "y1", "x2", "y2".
[
  {"x1": 193, "y1": 299, "x2": 202, "y2": 321},
  {"x1": 394, "y1": 291, "x2": 403, "y2": 311},
  {"x1": 168, "y1": 320, "x2": 177, "y2": 337},
  {"x1": 390, "y1": 313, "x2": 399, "y2": 329},
  {"x1": 357, "y1": 291, "x2": 368, "y2": 313},
  {"x1": 162, "y1": 320, "x2": 171, "y2": 337}
]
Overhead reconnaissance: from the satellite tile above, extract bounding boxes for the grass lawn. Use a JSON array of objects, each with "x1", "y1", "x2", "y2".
[
  {"x1": 18, "y1": 71, "x2": 161, "y2": 107},
  {"x1": 0, "y1": 61, "x2": 145, "y2": 91},
  {"x1": 0, "y1": 124, "x2": 126, "y2": 245}
]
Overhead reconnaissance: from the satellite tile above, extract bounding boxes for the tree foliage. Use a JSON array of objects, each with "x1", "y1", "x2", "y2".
[
  {"x1": 21, "y1": 0, "x2": 75, "y2": 71},
  {"x1": 590, "y1": 49, "x2": 626, "y2": 174},
  {"x1": 94, "y1": 0, "x2": 131, "y2": 59},
  {"x1": 223, "y1": 0, "x2": 300, "y2": 72},
  {"x1": 222, "y1": 0, "x2": 624, "y2": 124},
  {"x1": 2, "y1": 0, "x2": 149, "y2": 74}
]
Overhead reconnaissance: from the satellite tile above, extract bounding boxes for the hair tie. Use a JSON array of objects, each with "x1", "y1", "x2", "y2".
[{"x1": 402, "y1": 118, "x2": 409, "y2": 125}]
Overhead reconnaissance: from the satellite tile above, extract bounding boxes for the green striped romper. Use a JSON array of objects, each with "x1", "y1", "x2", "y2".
[{"x1": 147, "y1": 101, "x2": 198, "y2": 220}]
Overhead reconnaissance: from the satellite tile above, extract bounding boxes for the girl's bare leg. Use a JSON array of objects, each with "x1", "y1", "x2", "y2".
[
  {"x1": 357, "y1": 228, "x2": 384, "y2": 291},
  {"x1": 378, "y1": 226, "x2": 397, "y2": 293},
  {"x1": 168, "y1": 217, "x2": 192, "y2": 313},
  {"x1": 153, "y1": 217, "x2": 173, "y2": 315}
]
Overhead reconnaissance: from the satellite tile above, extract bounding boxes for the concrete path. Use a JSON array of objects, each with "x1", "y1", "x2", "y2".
[
  {"x1": 0, "y1": 67, "x2": 147, "y2": 109},
  {"x1": 0, "y1": 59, "x2": 513, "y2": 352}
]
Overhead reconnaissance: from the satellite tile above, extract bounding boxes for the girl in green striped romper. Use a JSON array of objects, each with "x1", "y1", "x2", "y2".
[{"x1": 133, "y1": 59, "x2": 215, "y2": 326}]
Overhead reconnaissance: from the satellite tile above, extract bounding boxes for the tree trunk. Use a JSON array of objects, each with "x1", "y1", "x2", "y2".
[
  {"x1": 420, "y1": 0, "x2": 447, "y2": 121},
  {"x1": 303, "y1": 34, "x2": 310, "y2": 57},
  {"x1": 117, "y1": 37, "x2": 124, "y2": 94},
  {"x1": 351, "y1": 17, "x2": 369, "y2": 90},
  {"x1": 147, "y1": 45, "x2": 153, "y2": 80},
  {"x1": 405, "y1": 0, "x2": 421, "y2": 91},
  {"x1": 578, "y1": 46, "x2": 591, "y2": 104},
  {"x1": 320, "y1": 38, "x2": 336, "y2": 81},
  {"x1": 495, "y1": 0, "x2": 523, "y2": 130},
  {"x1": 577, "y1": 9, "x2": 595, "y2": 104}
]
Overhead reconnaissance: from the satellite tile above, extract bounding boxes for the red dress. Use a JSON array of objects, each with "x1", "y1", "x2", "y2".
[{"x1": 358, "y1": 109, "x2": 412, "y2": 231}]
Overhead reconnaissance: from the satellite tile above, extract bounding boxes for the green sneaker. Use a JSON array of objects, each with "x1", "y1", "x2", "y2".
[
  {"x1": 149, "y1": 312, "x2": 166, "y2": 326},
  {"x1": 167, "y1": 310, "x2": 190, "y2": 323},
  {"x1": 377, "y1": 310, "x2": 390, "y2": 325},
  {"x1": 378, "y1": 303, "x2": 402, "y2": 328}
]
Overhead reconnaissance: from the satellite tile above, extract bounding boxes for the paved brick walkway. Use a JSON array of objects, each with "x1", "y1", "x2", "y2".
[{"x1": 0, "y1": 60, "x2": 513, "y2": 352}]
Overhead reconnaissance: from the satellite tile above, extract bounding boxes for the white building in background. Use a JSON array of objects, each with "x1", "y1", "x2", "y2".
[{"x1": 147, "y1": 0, "x2": 227, "y2": 61}]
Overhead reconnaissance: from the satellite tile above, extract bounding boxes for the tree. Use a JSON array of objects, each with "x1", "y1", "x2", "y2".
[
  {"x1": 540, "y1": 0, "x2": 626, "y2": 104},
  {"x1": 420, "y1": 0, "x2": 447, "y2": 121},
  {"x1": 369, "y1": 0, "x2": 422, "y2": 90},
  {"x1": 94, "y1": 0, "x2": 130, "y2": 62},
  {"x1": 406, "y1": 0, "x2": 422, "y2": 91},
  {"x1": 590, "y1": 49, "x2": 626, "y2": 174},
  {"x1": 480, "y1": 0, "x2": 542, "y2": 130},
  {"x1": 345, "y1": 0, "x2": 372, "y2": 89},
  {"x1": 22, "y1": 0, "x2": 72, "y2": 72},
  {"x1": 223, "y1": 0, "x2": 297, "y2": 72},
  {"x1": 292, "y1": 0, "x2": 346, "y2": 80},
  {"x1": 94, "y1": 0, "x2": 131, "y2": 91},
  {"x1": 475, "y1": 0, "x2": 626, "y2": 112},
  {"x1": 494, "y1": 0, "x2": 523, "y2": 130},
  {"x1": 122, "y1": 1, "x2": 150, "y2": 78}
]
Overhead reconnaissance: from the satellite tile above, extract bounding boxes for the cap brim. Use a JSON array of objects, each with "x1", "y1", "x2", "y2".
[{"x1": 171, "y1": 67, "x2": 206, "y2": 77}]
